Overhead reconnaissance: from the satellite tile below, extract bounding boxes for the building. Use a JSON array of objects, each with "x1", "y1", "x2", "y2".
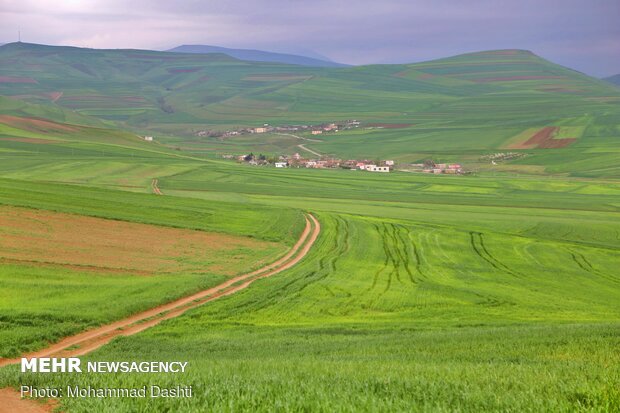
[
  {"x1": 367, "y1": 165, "x2": 389, "y2": 173},
  {"x1": 356, "y1": 162, "x2": 366, "y2": 170},
  {"x1": 384, "y1": 160, "x2": 394, "y2": 166},
  {"x1": 253, "y1": 127, "x2": 267, "y2": 134},
  {"x1": 275, "y1": 162, "x2": 288, "y2": 168},
  {"x1": 144, "y1": 136, "x2": 153, "y2": 141},
  {"x1": 311, "y1": 130, "x2": 323, "y2": 135}
]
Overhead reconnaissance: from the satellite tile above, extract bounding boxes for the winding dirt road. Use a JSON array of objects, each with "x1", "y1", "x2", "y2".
[
  {"x1": 297, "y1": 143, "x2": 322, "y2": 157},
  {"x1": 0, "y1": 214, "x2": 320, "y2": 411},
  {"x1": 151, "y1": 178, "x2": 163, "y2": 195},
  {"x1": 0, "y1": 213, "x2": 319, "y2": 365}
]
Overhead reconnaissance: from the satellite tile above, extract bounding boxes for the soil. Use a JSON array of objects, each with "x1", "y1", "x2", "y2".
[
  {"x1": 510, "y1": 127, "x2": 576, "y2": 149},
  {"x1": 0, "y1": 214, "x2": 319, "y2": 365},
  {"x1": 0, "y1": 76, "x2": 37, "y2": 84},
  {"x1": 0, "y1": 206, "x2": 282, "y2": 276},
  {"x1": 0, "y1": 214, "x2": 319, "y2": 411},
  {"x1": 0, "y1": 115, "x2": 79, "y2": 133},
  {"x1": 0, "y1": 388, "x2": 55, "y2": 413}
]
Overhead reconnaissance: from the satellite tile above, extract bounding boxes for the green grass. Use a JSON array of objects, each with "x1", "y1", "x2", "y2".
[
  {"x1": 0, "y1": 42, "x2": 619, "y2": 412},
  {"x1": 1, "y1": 213, "x2": 618, "y2": 410},
  {"x1": 2, "y1": 43, "x2": 620, "y2": 178}
]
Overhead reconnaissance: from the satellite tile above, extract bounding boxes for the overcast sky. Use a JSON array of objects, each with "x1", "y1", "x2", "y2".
[{"x1": 1, "y1": 0, "x2": 618, "y2": 76}]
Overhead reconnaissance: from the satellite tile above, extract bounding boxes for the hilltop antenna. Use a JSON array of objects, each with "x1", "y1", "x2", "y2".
[{"x1": 18, "y1": 27, "x2": 21, "y2": 42}]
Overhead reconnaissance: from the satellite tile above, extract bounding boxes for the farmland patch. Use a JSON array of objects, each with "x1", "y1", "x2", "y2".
[
  {"x1": 0, "y1": 115, "x2": 79, "y2": 134},
  {"x1": 0, "y1": 206, "x2": 286, "y2": 276},
  {"x1": 505, "y1": 126, "x2": 577, "y2": 149},
  {"x1": 0, "y1": 76, "x2": 37, "y2": 84}
]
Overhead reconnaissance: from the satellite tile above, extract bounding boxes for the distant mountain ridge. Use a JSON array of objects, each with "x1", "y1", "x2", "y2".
[
  {"x1": 167, "y1": 44, "x2": 348, "y2": 67},
  {"x1": 603, "y1": 74, "x2": 620, "y2": 86}
]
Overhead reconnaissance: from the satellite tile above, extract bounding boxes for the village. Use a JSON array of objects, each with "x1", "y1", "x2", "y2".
[
  {"x1": 195, "y1": 119, "x2": 362, "y2": 138},
  {"x1": 174, "y1": 120, "x2": 465, "y2": 174},
  {"x1": 227, "y1": 152, "x2": 464, "y2": 174}
]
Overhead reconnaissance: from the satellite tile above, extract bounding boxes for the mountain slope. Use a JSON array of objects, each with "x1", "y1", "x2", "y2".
[
  {"x1": 603, "y1": 74, "x2": 620, "y2": 86},
  {"x1": 1, "y1": 43, "x2": 619, "y2": 177},
  {"x1": 167, "y1": 44, "x2": 347, "y2": 67}
]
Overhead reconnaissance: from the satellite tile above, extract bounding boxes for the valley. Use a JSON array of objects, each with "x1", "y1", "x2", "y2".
[{"x1": 0, "y1": 42, "x2": 618, "y2": 412}]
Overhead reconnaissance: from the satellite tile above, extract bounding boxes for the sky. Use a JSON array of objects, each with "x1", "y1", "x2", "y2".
[{"x1": 1, "y1": 0, "x2": 619, "y2": 77}]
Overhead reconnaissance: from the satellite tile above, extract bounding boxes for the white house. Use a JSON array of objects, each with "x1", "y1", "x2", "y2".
[
  {"x1": 384, "y1": 160, "x2": 394, "y2": 166},
  {"x1": 275, "y1": 162, "x2": 288, "y2": 168},
  {"x1": 367, "y1": 165, "x2": 390, "y2": 173},
  {"x1": 144, "y1": 136, "x2": 153, "y2": 141}
]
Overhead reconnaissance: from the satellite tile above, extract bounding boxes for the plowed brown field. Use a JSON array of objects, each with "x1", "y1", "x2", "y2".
[{"x1": 0, "y1": 206, "x2": 284, "y2": 276}]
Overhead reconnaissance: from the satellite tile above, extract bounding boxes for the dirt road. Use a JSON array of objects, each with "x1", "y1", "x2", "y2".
[
  {"x1": 0, "y1": 388, "x2": 54, "y2": 413},
  {"x1": 297, "y1": 143, "x2": 322, "y2": 157},
  {"x1": 0, "y1": 213, "x2": 320, "y2": 411},
  {"x1": 151, "y1": 178, "x2": 163, "y2": 195},
  {"x1": 0, "y1": 213, "x2": 319, "y2": 366},
  {"x1": 274, "y1": 132, "x2": 322, "y2": 143}
]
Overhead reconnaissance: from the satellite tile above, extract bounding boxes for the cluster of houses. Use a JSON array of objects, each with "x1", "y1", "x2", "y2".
[
  {"x1": 480, "y1": 152, "x2": 526, "y2": 164},
  {"x1": 195, "y1": 120, "x2": 361, "y2": 138},
  {"x1": 400, "y1": 161, "x2": 464, "y2": 174},
  {"x1": 422, "y1": 163, "x2": 463, "y2": 174},
  {"x1": 237, "y1": 152, "x2": 394, "y2": 173}
]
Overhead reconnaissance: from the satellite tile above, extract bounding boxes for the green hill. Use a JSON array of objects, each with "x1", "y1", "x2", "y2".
[
  {"x1": 0, "y1": 43, "x2": 619, "y2": 413},
  {"x1": 1, "y1": 42, "x2": 620, "y2": 177},
  {"x1": 604, "y1": 74, "x2": 620, "y2": 86}
]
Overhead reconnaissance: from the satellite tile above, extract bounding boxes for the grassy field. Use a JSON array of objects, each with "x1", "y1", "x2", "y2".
[
  {"x1": 2, "y1": 43, "x2": 620, "y2": 177},
  {"x1": 0, "y1": 178, "x2": 304, "y2": 358},
  {"x1": 1, "y1": 211, "x2": 618, "y2": 411},
  {"x1": 0, "y1": 43, "x2": 619, "y2": 411}
]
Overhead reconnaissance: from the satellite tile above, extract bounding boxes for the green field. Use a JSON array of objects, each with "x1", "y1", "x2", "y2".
[
  {"x1": 2, "y1": 43, "x2": 620, "y2": 177},
  {"x1": 0, "y1": 43, "x2": 619, "y2": 412}
]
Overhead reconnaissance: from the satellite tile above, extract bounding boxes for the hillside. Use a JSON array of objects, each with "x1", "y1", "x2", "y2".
[
  {"x1": 604, "y1": 74, "x2": 620, "y2": 86},
  {"x1": 1, "y1": 42, "x2": 620, "y2": 177},
  {"x1": 1, "y1": 43, "x2": 620, "y2": 413},
  {"x1": 168, "y1": 44, "x2": 346, "y2": 67}
]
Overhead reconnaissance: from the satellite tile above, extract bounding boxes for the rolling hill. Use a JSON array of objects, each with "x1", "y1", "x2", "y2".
[
  {"x1": 604, "y1": 74, "x2": 620, "y2": 86},
  {"x1": 1, "y1": 42, "x2": 620, "y2": 177},
  {"x1": 168, "y1": 44, "x2": 347, "y2": 67},
  {"x1": 0, "y1": 43, "x2": 619, "y2": 412}
]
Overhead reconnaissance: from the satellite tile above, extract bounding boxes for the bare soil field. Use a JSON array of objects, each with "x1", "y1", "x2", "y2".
[
  {"x1": 0, "y1": 115, "x2": 79, "y2": 133},
  {"x1": 0, "y1": 388, "x2": 54, "y2": 413},
  {"x1": 0, "y1": 214, "x2": 320, "y2": 411},
  {"x1": 0, "y1": 206, "x2": 284, "y2": 276},
  {"x1": 0, "y1": 76, "x2": 38, "y2": 84},
  {"x1": 506, "y1": 126, "x2": 576, "y2": 149}
]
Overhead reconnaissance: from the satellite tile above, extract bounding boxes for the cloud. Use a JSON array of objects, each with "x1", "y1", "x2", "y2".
[{"x1": 0, "y1": 0, "x2": 618, "y2": 76}]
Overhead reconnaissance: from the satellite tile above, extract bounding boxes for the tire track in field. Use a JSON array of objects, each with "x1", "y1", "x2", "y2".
[
  {"x1": 469, "y1": 232, "x2": 522, "y2": 278},
  {"x1": 225, "y1": 215, "x2": 347, "y2": 315},
  {"x1": 404, "y1": 227, "x2": 427, "y2": 281},
  {"x1": 568, "y1": 249, "x2": 620, "y2": 284},
  {"x1": 393, "y1": 224, "x2": 420, "y2": 284},
  {"x1": 0, "y1": 214, "x2": 320, "y2": 367},
  {"x1": 151, "y1": 178, "x2": 163, "y2": 195}
]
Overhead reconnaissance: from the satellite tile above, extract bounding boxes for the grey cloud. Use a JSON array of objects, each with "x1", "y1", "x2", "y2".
[{"x1": 0, "y1": 0, "x2": 618, "y2": 76}]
